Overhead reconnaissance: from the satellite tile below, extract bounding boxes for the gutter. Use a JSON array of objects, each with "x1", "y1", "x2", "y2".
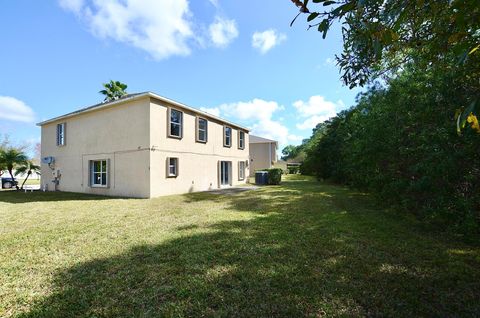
[{"x1": 36, "y1": 92, "x2": 250, "y2": 132}]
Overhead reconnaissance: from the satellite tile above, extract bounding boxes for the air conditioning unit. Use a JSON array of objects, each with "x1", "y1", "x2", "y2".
[{"x1": 41, "y1": 156, "x2": 55, "y2": 164}]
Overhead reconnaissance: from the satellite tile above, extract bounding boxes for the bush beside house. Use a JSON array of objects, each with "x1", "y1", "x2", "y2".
[{"x1": 266, "y1": 168, "x2": 282, "y2": 185}]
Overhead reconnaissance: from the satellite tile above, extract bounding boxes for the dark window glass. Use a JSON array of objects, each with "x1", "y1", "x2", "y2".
[
  {"x1": 198, "y1": 118, "x2": 207, "y2": 142},
  {"x1": 239, "y1": 131, "x2": 245, "y2": 149},
  {"x1": 170, "y1": 109, "x2": 182, "y2": 137},
  {"x1": 224, "y1": 127, "x2": 232, "y2": 146},
  {"x1": 91, "y1": 160, "x2": 107, "y2": 186},
  {"x1": 57, "y1": 123, "x2": 65, "y2": 146},
  {"x1": 168, "y1": 158, "x2": 178, "y2": 176}
]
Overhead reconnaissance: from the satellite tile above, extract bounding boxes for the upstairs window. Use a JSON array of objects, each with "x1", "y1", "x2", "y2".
[
  {"x1": 167, "y1": 157, "x2": 178, "y2": 177},
  {"x1": 168, "y1": 108, "x2": 183, "y2": 138},
  {"x1": 90, "y1": 159, "x2": 108, "y2": 187},
  {"x1": 196, "y1": 117, "x2": 208, "y2": 143},
  {"x1": 224, "y1": 126, "x2": 232, "y2": 147},
  {"x1": 238, "y1": 131, "x2": 245, "y2": 149},
  {"x1": 56, "y1": 123, "x2": 66, "y2": 146}
]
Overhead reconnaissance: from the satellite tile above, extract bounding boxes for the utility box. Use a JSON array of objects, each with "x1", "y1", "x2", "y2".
[{"x1": 255, "y1": 171, "x2": 268, "y2": 185}]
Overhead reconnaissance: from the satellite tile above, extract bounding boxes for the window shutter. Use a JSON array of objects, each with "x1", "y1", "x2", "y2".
[
  {"x1": 63, "y1": 123, "x2": 66, "y2": 145},
  {"x1": 217, "y1": 160, "x2": 221, "y2": 188},
  {"x1": 204, "y1": 120, "x2": 208, "y2": 142},
  {"x1": 195, "y1": 116, "x2": 199, "y2": 141},
  {"x1": 176, "y1": 158, "x2": 179, "y2": 177},
  {"x1": 223, "y1": 126, "x2": 226, "y2": 146},
  {"x1": 179, "y1": 112, "x2": 183, "y2": 139},
  {"x1": 88, "y1": 160, "x2": 92, "y2": 187},
  {"x1": 238, "y1": 161, "x2": 241, "y2": 180},
  {"x1": 166, "y1": 157, "x2": 170, "y2": 177},
  {"x1": 167, "y1": 108, "x2": 171, "y2": 137},
  {"x1": 106, "y1": 158, "x2": 110, "y2": 188},
  {"x1": 56, "y1": 124, "x2": 60, "y2": 146}
]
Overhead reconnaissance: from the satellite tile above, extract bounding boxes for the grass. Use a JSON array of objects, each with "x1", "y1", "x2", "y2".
[
  {"x1": 1, "y1": 176, "x2": 479, "y2": 317},
  {"x1": 21, "y1": 179, "x2": 40, "y2": 186}
]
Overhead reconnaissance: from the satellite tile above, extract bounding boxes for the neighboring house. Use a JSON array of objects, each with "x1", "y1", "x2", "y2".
[
  {"x1": 38, "y1": 92, "x2": 250, "y2": 198},
  {"x1": 249, "y1": 135, "x2": 277, "y2": 176}
]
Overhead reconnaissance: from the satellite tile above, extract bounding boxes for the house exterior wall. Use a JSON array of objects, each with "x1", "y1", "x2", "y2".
[
  {"x1": 149, "y1": 98, "x2": 250, "y2": 196},
  {"x1": 249, "y1": 142, "x2": 277, "y2": 176},
  {"x1": 40, "y1": 95, "x2": 250, "y2": 198},
  {"x1": 40, "y1": 98, "x2": 151, "y2": 198}
]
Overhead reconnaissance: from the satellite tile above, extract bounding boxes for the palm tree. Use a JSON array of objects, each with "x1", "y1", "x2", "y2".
[
  {"x1": 99, "y1": 80, "x2": 128, "y2": 102},
  {"x1": 0, "y1": 159, "x2": 5, "y2": 177},
  {"x1": 15, "y1": 160, "x2": 41, "y2": 190},
  {"x1": 0, "y1": 148, "x2": 28, "y2": 190}
]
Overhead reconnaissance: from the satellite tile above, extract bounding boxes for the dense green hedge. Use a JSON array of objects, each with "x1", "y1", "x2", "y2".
[
  {"x1": 266, "y1": 168, "x2": 282, "y2": 185},
  {"x1": 287, "y1": 166, "x2": 299, "y2": 174},
  {"x1": 300, "y1": 65, "x2": 480, "y2": 238}
]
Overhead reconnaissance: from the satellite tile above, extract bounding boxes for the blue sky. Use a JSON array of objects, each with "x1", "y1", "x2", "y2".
[{"x1": 0, "y1": 0, "x2": 361, "y2": 155}]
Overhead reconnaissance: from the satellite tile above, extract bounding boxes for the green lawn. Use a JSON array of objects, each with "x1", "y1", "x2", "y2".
[
  {"x1": 1, "y1": 176, "x2": 479, "y2": 317},
  {"x1": 21, "y1": 179, "x2": 41, "y2": 186}
]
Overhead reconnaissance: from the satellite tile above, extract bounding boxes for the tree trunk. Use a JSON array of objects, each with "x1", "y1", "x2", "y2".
[
  {"x1": 8, "y1": 168, "x2": 19, "y2": 190},
  {"x1": 20, "y1": 170, "x2": 31, "y2": 190}
]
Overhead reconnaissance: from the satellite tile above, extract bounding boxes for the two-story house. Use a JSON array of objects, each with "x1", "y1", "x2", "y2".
[
  {"x1": 248, "y1": 135, "x2": 277, "y2": 176},
  {"x1": 38, "y1": 92, "x2": 250, "y2": 198}
]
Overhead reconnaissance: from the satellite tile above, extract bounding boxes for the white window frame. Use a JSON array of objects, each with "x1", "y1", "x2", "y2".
[
  {"x1": 196, "y1": 116, "x2": 208, "y2": 143},
  {"x1": 167, "y1": 157, "x2": 179, "y2": 177},
  {"x1": 56, "y1": 123, "x2": 66, "y2": 146},
  {"x1": 168, "y1": 108, "x2": 183, "y2": 139},
  {"x1": 90, "y1": 159, "x2": 108, "y2": 188},
  {"x1": 238, "y1": 131, "x2": 245, "y2": 150},
  {"x1": 238, "y1": 161, "x2": 245, "y2": 180},
  {"x1": 223, "y1": 126, "x2": 232, "y2": 147}
]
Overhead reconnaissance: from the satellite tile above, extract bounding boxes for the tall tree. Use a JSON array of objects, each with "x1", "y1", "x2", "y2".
[
  {"x1": 99, "y1": 80, "x2": 128, "y2": 102},
  {"x1": 15, "y1": 160, "x2": 41, "y2": 190},
  {"x1": 0, "y1": 148, "x2": 28, "y2": 190},
  {"x1": 290, "y1": 0, "x2": 480, "y2": 133}
]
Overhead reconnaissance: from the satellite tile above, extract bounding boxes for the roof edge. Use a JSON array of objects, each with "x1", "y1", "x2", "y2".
[
  {"x1": 37, "y1": 91, "x2": 250, "y2": 132},
  {"x1": 36, "y1": 93, "x2": 149, "y2": 126},
  {"x1": 249, "y1": 134, "x2": 278, "y2": 144},
  {"x1": 148, "y1": 92, "x2": 249, "y2": 131}
]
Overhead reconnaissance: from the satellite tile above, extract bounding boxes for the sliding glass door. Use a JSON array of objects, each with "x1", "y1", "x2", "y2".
[{"x1": 220, "y1": 161, "x2": 231, "y2": 186}]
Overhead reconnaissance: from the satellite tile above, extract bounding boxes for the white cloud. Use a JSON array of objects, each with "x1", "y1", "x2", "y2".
[
  {"x1": 325, "y1": 57, "x2": 335, "y2": 66},
  {"x1": 200, "y1": 107, "x2": 221, "y2": 117},
  {"x1": 208, "y1": 0, "x2": 219, "y2": 8},
  {"x1": 59, "y1": 0, "x2": 194, "y2": 60},
  {"x1": 215, "y1": 99, "x2": 298, "y2": 150},
  {"x1": 293, "y1": 95, "x2": 340, "y2": 130},
  {"x1": 296, "y1": 115, "x2": 332, "y2": 130},
  {"x1": 252, "y1": 29, "x2": 286, "y2": 54},
  {"x1": 0, "y1": 96, "x2": 35, "y2": 123},
  {"x1": 287, "y1": 134, "x2": 304, "y2": 142},
  {"x1": 59, "y1": 0, "x2": 84, "y2": 13},
  {"x1": 219, "y1": 99, "x2": 280, "y2": 121},
  {"x1": 209, "y1": 16, "x2": 238, "y2": 48}
]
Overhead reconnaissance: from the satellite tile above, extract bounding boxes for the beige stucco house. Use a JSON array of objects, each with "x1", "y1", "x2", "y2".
[
  {"x1": 249, "y1": 135, "x2": 278, "y2": 176},
  {"x1": 38, "y1": 92, "x2": 250, "y2": 198}
]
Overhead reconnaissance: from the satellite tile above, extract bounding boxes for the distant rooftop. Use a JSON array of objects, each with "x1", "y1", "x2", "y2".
[{"x1": 249, "y1": 135, "x2": 277, "y2": 144}]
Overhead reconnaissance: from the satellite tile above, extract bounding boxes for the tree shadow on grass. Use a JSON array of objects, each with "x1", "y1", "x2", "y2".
[
  {"x1": 0, "y1": 191, "x2": 126, "y2": 204},
  {"x1": 18, "y1": 181, "x2": 480, "y2": 317}
]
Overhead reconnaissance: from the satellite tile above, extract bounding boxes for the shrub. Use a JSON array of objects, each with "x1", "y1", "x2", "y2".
[
  {"x1": 266, "y1": 168, "x2": 282, "y2": 185},
  {"x1": 287, "y1": 166, "x2": 299, "y2": 174},
  {"x1": 298, "y1": 66, "x2": 480, "y2": 238}
]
